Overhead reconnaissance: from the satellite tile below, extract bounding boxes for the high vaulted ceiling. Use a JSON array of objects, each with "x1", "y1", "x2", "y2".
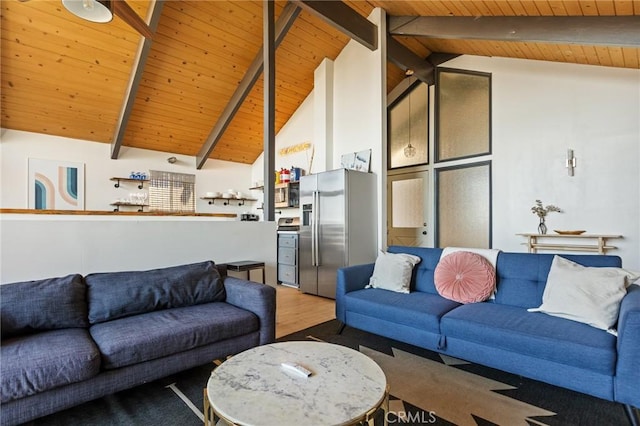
[{"x1": 2, "y1": 1, "x2": 639, "y2": 166}]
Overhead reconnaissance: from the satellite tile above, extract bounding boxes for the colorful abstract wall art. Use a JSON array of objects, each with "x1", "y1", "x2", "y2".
[{"x1": 28, "y1": 159, "x2": 85, "y2": 210}]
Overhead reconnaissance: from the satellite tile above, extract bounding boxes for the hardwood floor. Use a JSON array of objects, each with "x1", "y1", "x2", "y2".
[{"x1": 275, "y1": 285, "x2": 336, "y2": 338}]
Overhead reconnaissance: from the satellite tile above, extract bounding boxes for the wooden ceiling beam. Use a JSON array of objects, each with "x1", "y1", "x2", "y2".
[
  {"x1": 290, "y1": 2, "x2": 440, "y2": 86},
  {"x1": 389, "y1": 16, "x2": 640, "y2": 47},
  {"x1": 291, "y1": 0, "x2": 377, "y2": 51},
  {"x1": 386, "y1": 35, "x2": 435, "y2": 84},
  {"x1": 111, "y1": 0, "x2": 164, "y2": 160},
  {"x1": 195, "y1": 2, "x2": 301, "y2": 170}
]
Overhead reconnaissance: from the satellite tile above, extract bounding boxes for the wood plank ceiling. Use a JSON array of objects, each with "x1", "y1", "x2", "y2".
[{"x1": 2, "y1": 1, "x2": 638, "y2": 166}]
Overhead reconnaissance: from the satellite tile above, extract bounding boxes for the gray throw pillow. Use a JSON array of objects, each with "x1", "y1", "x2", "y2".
[
  {"x1": 1, "y1": 274, "x2": 88, "y2": 338},
  {"x1": 85, "y1": 261, "x2": 225, "y2": 324}
]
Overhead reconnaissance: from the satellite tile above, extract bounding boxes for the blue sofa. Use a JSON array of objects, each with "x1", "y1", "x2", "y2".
[
  {"x1": 1, "y1": 261, "x2": 276, "y2": 426},
  {"x1": 336, "y1": 246, "x2": 640, "y2": 421}
]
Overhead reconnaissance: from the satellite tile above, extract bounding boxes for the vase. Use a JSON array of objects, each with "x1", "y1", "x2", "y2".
[{"x1": 538, "y1": 218, "x2": 547, "y2": 235}]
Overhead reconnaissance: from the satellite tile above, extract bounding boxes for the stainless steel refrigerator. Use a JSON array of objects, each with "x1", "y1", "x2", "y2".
[{"x1": 299, "y1": 169, "x2": 377, "y2": 298}]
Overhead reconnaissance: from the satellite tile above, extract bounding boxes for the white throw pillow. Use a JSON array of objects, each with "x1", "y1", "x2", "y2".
[
  {"x1": 365, "y1": 251, "x2": 422, "y2": 293},
  {"x1": 528, "y1": 255, "x2": 640, "y2": 330}
]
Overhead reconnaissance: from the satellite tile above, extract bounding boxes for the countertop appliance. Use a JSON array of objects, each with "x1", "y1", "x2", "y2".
[
  {"x1": 277, "y1": 217, "x2": 300, "y2": 288},
  {"x1": 299, "y1": 169, "x2": 377, "y2": 299},
  {"x1": 241, "y1": 213, "x2": 259, "y2": 221},
  {"x1": 276, "y1": 217, "x2": 300, "y2": 232}
]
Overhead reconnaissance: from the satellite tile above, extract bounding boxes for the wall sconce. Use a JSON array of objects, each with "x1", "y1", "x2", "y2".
[
  {"x1": 167, "y1": 156, "x2": 177, "y2": 164},
  {"x1": 566, "y1": 149, "x2": 576, "y2": 176}
]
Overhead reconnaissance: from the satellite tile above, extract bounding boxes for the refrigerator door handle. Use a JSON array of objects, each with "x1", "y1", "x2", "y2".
[
  {"x1": 310, "y1": 190, "x2": 316, "y2": 266},
  {"x1": 313, "y1": 190, "x2": 320, "y2": 266}
]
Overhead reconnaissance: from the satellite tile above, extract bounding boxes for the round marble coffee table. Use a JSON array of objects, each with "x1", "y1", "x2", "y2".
[{"x1": 204, "y1": 341, "x2": 388, "y2": 426}]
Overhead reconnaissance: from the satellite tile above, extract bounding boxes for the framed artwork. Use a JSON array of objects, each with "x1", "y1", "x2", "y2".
[
  {"x1": 353, "y1": 149, "x2": 371, "y2": 172},
  {"x1": 388, "y1": 82, "x2": 428, "y2": 169},
  {"x1": 436, "y1": 68, "x2": 491, "y2": 162},
  {"x1": 28, "y1": 158, "x2": 85, "y2": 210}
]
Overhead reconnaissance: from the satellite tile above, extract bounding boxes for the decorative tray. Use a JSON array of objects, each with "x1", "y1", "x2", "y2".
[{"x1": 554, "y1": 230, "x2": 586, "y2": 235}]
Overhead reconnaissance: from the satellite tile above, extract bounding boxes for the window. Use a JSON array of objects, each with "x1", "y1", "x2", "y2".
[
  {"x1": 436, "y1": 162, "x2": 492, "y2": 248},
  {"x1": 436, "y1": 69, "x2": 491, "y2": 162},
  {"x1": 388, "y1": 82, "x2": 428, "y2": 169},
  {"x1": 148, "y1": 170, "x2": 195, "y2": 213}
]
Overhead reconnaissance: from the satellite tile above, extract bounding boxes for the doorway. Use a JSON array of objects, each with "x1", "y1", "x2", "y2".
[{"x1": 387, "y1": 169, "x2": 430, "y2": 247}]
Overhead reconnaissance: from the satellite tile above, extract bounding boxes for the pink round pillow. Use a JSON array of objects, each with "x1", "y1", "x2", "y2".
[{"x1": 434, "y1": 251, "x2": 496, "y2": 303}]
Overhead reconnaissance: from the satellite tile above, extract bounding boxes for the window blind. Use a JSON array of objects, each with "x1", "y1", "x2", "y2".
[{"x1": 148, "y1": 170, "x2": 195, "y2": 213}]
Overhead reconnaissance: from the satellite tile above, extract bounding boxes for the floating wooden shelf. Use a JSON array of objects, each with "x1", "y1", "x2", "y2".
[{"x1": 517, "y1": 233, "x2": 623, "y2": 255}]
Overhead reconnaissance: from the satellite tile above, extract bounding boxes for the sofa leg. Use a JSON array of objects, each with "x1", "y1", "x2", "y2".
[
  {"x1": 337, "y1": 322, "x2": 346, "y2": 334},
  {"x1": 624, "y1": 404, "x2": 640, "y2": 426}
]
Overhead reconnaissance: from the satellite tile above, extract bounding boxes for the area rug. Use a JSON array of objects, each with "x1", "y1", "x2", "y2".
[{"x1": 31, "y1": 319, "x2": 631, "y2": 426}]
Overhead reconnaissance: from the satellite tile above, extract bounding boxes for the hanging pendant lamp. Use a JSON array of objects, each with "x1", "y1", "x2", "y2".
[{"x1": 62, "y1": 0, "x2": 113, "y2": 23}]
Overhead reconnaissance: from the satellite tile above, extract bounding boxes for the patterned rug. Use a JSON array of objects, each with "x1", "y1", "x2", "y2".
[{"x1": 31, "y1": 319, "x2": 632, "y2": 426}]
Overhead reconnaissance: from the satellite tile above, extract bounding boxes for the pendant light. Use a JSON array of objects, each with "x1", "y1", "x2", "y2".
[
  {"x1": 62, "y1": 0, "x2": 113, "y2": 23},
  {"x1": 403, "y1": 88, "x2": 416, "y2": 158}
]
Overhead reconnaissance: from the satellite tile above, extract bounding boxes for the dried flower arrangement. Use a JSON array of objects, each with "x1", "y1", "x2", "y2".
[{"x1": 531, "y1": 199, "x2": 562, "y2": 218}]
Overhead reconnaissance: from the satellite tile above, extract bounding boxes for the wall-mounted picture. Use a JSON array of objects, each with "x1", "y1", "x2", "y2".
[
  {"x1": 340, "y1": 152, "x2": 356, "y2": 170},
  {"x1": 28, "y1": 158, "x2": 85, "y2": 210},
  {"x1": 353, "y1": 149, "x2": 371, "y2": 172}
]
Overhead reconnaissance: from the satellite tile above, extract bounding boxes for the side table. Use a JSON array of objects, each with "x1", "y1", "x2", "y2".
[{"x1": 225, "y1": 260, "x2": 265, "y2": 284}]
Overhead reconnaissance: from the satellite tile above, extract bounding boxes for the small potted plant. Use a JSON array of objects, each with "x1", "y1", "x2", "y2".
[{"x1": 531, "y1": 200, "x2": 562, "y2": 234}]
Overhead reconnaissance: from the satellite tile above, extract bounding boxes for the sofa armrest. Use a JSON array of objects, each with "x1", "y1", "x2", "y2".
[
  {"x1": 336, "y1": 263, "x2": 375, "y2": 322},
  {"x1": 615, "y1": 284, "x2": 640, "y2": 407},
  {"x1": 223, "y1": 277, "x2": 276, "y2": 345}
]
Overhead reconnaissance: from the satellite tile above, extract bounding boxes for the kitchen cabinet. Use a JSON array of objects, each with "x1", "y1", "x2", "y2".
[{"x1": 277, "y1": 232, "x2": 299, "y2": 287}]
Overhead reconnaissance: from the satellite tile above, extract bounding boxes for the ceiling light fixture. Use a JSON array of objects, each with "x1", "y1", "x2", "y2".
[
  {"x1": 167, "y1": 156, "x2": 177, "y2": 164},
  {"x1": 405, "y1": 69, "x2": 415, "y2": 77},
  {"x1": 62, "y1": 0, "x2": 113, "y2": 23}
]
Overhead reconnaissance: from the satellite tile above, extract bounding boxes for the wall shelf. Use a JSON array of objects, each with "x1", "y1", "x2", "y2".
[
  {"x1": 517, "y1": 233, "x2": 623, "y2": 255},
  {"x1": 201, "y1": 197, "x2": 257, "y2": 206},
  {"x1": 110, "y1": 177, "x2": 149, "y2": 189},
  {"x1": 110, "y1": 202, "x2": 148, "y2": 212}
]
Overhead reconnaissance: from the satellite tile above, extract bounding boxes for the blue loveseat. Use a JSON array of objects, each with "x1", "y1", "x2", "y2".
[
  {"x1": 336, "y1": 246, "x2": 640, "y2": 421},
  {"x1": 1, "y1": 261, "x2": 276, "y2": 426}
]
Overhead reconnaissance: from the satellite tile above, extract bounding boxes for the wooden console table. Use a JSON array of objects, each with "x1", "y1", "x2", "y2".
[{"x1": 517, "y1": 233, "x2": 622, "y2": 255}]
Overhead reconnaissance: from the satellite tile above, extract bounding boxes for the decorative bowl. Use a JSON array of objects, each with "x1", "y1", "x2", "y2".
[{"x1": 554, "y1": 230, "x2": 586, "y2": 235}]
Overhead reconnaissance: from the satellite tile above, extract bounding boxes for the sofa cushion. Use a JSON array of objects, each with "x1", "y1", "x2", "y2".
[
  {"x1": 0, "y1": 328, "x2": 101, "y2": 403},
  {"x1": 441, "y1": 303, "x2": 617, "y2": 375},
  {"x1": 388, "y1": 246, "x2": 443, "y2": 294},
  {"x1": 90, "y1": 302, "x2": 258, "y2": 369},
  {"x1": 1, "y1": 274, "x2": 88, "y2": 338},
  {"x1": 344, "y1": 288, "x2": 460, "y2": 333},
  {"x1": 85, "y1": 261, "x2": 226, "y2": 324},
  {"x1": 435, "y1": 251, "x2": 496, "y2": 303},
  {"x1": 365, "y1": 251, "x2": 421, "y2": 293},
  {"x1": 528, "y1": 255, "x2": 637, "y2": 330},
  {"x1": 494, "y1": 253, "x2": 623, "y2": 309}
]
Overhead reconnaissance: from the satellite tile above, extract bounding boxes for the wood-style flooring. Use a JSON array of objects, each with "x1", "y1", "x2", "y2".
[{"x1": 275, "y1": 285, "x2": 335, "y2": 338}]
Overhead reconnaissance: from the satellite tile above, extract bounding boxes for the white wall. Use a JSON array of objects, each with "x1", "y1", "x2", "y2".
[
  {"x1": 258, "y1": 50, "x2": 640, "y2": 269},
  {"x1": 0, "y1": 129, "x2": 254, "y2": 215},
  {"x1": 0, "y1": 215, "x2": 277, "y2": 283},
  {"x1": 441, "y1": 56, "x2": 640, "y2": 269},
  {"x1": 332, "y1": 8, "x2": 386, "y2": 249},
  {"x1": 0, "y1": 129, "x2": 278, "y2": 283}
]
